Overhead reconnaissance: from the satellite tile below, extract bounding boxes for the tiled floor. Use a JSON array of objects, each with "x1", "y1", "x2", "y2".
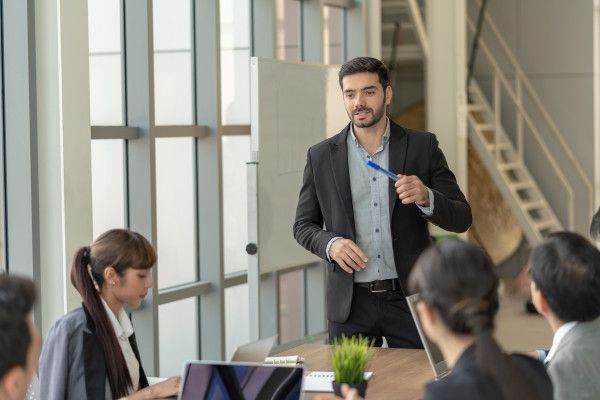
[{"x1": 495, "y1": 295, "x2": 553, "y2": 352}]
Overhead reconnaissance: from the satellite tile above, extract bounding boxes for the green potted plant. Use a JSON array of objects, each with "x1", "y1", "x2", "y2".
[{"x1": 331, "y1": 335, "x2": 374, "y2": 397}]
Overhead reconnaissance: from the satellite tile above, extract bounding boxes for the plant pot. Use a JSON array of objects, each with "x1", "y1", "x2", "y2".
[{"x1": 332, "y1": 381, "x2": 369, "y2": 398}]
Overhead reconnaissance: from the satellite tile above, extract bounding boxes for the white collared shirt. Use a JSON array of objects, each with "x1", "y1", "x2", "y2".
[
  {"x1": 101, "y1": 298, "x2": 140, "y2": 395},
  {"x1": 544, "y1": 321, "x2": 578, "y2": 364}
]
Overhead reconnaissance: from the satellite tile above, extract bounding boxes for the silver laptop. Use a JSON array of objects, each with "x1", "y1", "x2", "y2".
[
  {"x1": 230, "y1": 335, "x2": 278, "y2": 363},
  {"x1": 178, "y1": 360, "x2": 304, "y2": 400},
  {"x1": 406, "y1": 293, "x2": 450, "y2": 379}
]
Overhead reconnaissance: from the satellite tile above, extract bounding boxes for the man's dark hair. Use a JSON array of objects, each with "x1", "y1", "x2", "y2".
[
  {"x1": 591, "y1": 206, "x2": 600, "y2": 240},
  {"x1": 0, "y1": 275, "x2": 36, "y2": 380},
  {"x1": 530, "y1": 232, "x2": 600, "y2": 322},
  {"x1": 338, "y1": 57, "x2": 390, "y2": 90}
]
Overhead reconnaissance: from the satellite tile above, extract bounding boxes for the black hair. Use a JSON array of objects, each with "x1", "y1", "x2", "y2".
[
  {"x1": 409, "y1": 240, "x2": 538, "y2": 400},
  {"x1": 338, "y1": 57, "x2": 390, "y2": 90},
  {"x1": 71, "y1": 229, "x2": 157, "y2": 398},
  {"x1": 0, "y1": 275, "x2": 36, "y2": 380},
  {"x1": 529, "y1": 231, "x2": 600, "y2": 322}
]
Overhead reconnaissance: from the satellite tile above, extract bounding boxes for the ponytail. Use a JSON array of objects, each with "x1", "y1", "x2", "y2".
[
  {"x1": 70, "y1": 246, "x2": 134, "y2": 398},
  {"x1": 459, "y1": 298, "x2": 537, "y2": 400},
  {"x1": 409, "y1": 240, "x2": 544, "y2": 400}
]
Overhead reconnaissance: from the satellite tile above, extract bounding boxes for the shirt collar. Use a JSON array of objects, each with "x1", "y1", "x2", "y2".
[
  {"x1": 349, "y1": 117, "x2": 391, "y2": 149},
  {"x1": 545, "y1": 321, "x2": 577, "y2": 364},
  {"x1": 101, "y1": 297, "x2": 134, "y2": 340}
]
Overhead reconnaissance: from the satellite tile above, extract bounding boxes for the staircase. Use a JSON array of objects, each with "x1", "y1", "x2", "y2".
[
  {"x1": 382, "y1": 1, "x2": 594, "y2": 246},
  {"x1": 467, "y1": 81, "x2": 562, "y2": 243},
  {"x1": 381, "y1": 0, "x2": 428, "y2": 66}
]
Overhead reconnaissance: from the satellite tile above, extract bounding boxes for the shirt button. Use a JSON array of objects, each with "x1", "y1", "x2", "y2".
[
  {"x1": 375, "y1": 229, "x2": 379, "y2": 233},
  {"x1": 378, "y1": 255, "x2": 381, "y2": 258},
  {"x1": 367, "y1": 155, "x2": 371, "y2": 159},
  {"x1": 372, "y1": 177, "x2": 376, "y2": 181},
  {"x1": 374, "y1": 202, "x2": 378, "y2": 207}
]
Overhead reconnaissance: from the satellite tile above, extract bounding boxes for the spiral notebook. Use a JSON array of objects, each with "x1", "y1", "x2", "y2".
[{"x1": 303, "y1": 371, "x2": 373, "y2": 392}]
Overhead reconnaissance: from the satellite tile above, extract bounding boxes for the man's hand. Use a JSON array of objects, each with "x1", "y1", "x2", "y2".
[
  {"x1": 329, "y1": 239, "x2": 368, "y2": 274},
  {"x1": 395, "y1": 175, "x2": 429, "y2": 206}
]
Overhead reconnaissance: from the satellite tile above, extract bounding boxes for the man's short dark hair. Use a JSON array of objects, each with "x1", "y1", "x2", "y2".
[
  {"x1": 530, "y1": 232, "x2": 600, "y2": 322},
  {"x1": 338, "y1": 57, "x2": 390, "y2": 90},
  {"x1": 0, "y1": 275, "x2": 36, "y2": 380}
]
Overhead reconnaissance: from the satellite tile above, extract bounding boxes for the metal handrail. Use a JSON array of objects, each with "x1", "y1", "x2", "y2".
[
  {"x1": 407, "y1": 0, "x2": 429, "y2": 59},
  {"x1": 467, "y1": 17, "x2": 575, "y2": 229},
  {"x1": 466, "y1": 0, "x2": 488, "y2": 96},
  {"x1": 469, "y1": 4, "x2": 594, "y2": 221}
]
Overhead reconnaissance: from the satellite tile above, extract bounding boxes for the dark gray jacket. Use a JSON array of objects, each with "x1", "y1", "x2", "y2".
[
  {"x1": 39, "y1": 304, "x2": 148, "y2": 400},
  {"x1": 293, "y1": 121, "x2": 472, "y2": 323}
]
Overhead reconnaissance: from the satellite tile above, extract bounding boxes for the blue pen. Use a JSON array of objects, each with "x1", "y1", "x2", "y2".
[{"x1": 366, "y1": 160, "x2": 400, "y2": 181}]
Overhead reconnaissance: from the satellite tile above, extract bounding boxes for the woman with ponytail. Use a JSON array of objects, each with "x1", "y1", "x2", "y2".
[
  {"x1": 318, "y1": 240, "x2": 552, "y2": 400},
  {"x1": 408, "y1": 239, "x2": 551, "y2": 400},
  {"x1": 39, "y1": 229, "x2": 180, "y2": 399}
]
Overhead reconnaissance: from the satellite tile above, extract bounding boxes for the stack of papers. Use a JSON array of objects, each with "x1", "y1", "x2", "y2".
[
  {"x1": 303, "y1": 371, "x2": 373, "y2": 392},
  {"x1": 263, "y1": 355, "x2": 304, "y2": 365}
]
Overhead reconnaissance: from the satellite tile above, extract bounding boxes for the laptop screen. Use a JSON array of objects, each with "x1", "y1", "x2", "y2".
[
  {"x1": 180, "y1": 362, "x2": 303, "y2": 400},
  {"x1": 406, "y1": 293, "x2": 449, "y2": 379}
]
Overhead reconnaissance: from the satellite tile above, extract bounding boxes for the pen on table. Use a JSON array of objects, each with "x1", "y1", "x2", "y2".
[{"x1": 366, "y1": 160, "x2": 400, "y2": 182}]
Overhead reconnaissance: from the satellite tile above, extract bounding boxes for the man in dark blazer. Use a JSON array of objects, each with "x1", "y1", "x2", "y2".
[{"x1": 293, "y1": 57, "x2": 471, "y2": 347}]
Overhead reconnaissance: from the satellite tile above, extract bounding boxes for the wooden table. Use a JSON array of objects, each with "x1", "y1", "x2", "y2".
[{"x1": 275, "y1": 344, "x2": 434, "y2": 399}]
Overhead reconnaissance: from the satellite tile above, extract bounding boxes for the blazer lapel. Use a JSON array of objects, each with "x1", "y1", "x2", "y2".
[
  {"x1": 388, "y1": 122, "x2": 408, "y2": 217},
  {"x1": 129, "y1": 332, "x2": 149, "y2": 388},
  {"x1": 329, "y1": 125, "x2": 356, "y2": 238}
]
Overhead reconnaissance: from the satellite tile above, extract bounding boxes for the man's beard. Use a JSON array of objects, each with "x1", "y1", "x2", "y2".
[{"x1": 350, "y1": 98, "x2": 386, "y2": 128}]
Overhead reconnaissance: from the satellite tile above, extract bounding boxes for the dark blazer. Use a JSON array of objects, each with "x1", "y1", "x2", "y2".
[
  {"x1": 39, "y1": 304, "x2": 149, "y2": 400},
  {"x1": 424, "y1": 345, "x2": 553, "y2": 400},
  {"x1": 293, "y1": 121, "x2": 471, "y2": 323}
]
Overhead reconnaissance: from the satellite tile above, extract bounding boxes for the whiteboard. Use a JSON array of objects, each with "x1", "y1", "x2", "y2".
[{"x1": 250, "y1": 57, "x2": 348, "y2": 273}]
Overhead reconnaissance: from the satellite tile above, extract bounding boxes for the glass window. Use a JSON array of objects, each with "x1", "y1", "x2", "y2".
[
  {"x1": 225, "y1": 284, "x2": 250, "y2": 360},
  {"x1": 155, "y1": 138, "x2": 197, "y2": 289},
  {"x1": 276, "y1": 0, "x2": 302, "y2": 62},
  {"x1": 222, "y1": 135, "x2": 251, "y2": 274},
  {"x1": 88, "y1": 0, "x2": 124, "y2": 125},
  {"x1": 153, "y1": 0, "x2": 194, "y2": 125},
  {"x1": 279, "y1": 270, "x2": 305, "y2": 343},
  {"x1": 323, "y1": 5, "x2": 345, "y2": 65},
  {"x1": 220, "y1": 0, "x2": 251, "y2": 125},
  {"x1": 91, "y1": 140, "x2": 126, "y2": 239},
  {"x1": 159, "y1": 297, "x2": 199, "y2": 376}
]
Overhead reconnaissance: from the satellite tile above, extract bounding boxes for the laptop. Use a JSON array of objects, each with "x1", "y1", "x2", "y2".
[
  {"x1": 230, "y1": 335, "x2": 278, "y2": 363},
  {"x1": 178, "y1": 361, "x2": 304, "y2": 400},
  {"x1": 406, "y1": 293, "x2": 450, "y2": 379}
]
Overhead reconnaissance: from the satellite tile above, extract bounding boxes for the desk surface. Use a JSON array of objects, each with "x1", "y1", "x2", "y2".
[{"x1": 276, "y1": 344, "x2": 433, "y2": 399}]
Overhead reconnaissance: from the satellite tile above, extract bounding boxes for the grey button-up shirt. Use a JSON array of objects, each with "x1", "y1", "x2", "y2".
[{"x1": 326, "y1": 119, "x2": 433, "y2": 282}]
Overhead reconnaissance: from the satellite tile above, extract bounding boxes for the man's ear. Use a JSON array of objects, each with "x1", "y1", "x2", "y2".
[
  {"x1": 530, "y1": 281, "x2": 549, "y2": 314},
  {"x1": 385, "y1": 85, "x2": 393, "y2": 106},
  {"x1": 0, "y1": 366, "x2": 26, "y2": 400}
]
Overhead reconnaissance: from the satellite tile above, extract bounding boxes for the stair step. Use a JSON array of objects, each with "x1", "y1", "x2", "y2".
[
  {"x1": 533, "y1": 219, "x2": 558, "y2": 231},
  {"x1": 508, "y1": 180, "x2": 533, "y2": 190},
  {"x1": 475, "y1": 123, "x2": 495, "y2": 132},
  {"x1": 485, "y1": 141, "x2": 512, "y2": 152},
  {"x1": 467, "y1": 104, "x2": 487, "y2": 112},
  {"x1": 523, "y1": 200, "x2": 546, "y2": 211},
  {"x1": 499, "y1": 162, "x2": 522, "y2": 171}
]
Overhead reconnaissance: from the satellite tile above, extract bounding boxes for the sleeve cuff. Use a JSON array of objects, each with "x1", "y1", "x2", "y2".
[
  {"x1": 417, "y1": 188, "x2": 435, "y2": 216},
  {"x1": 325, "y1": 237, "x2": 343, "y2": 262}
]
